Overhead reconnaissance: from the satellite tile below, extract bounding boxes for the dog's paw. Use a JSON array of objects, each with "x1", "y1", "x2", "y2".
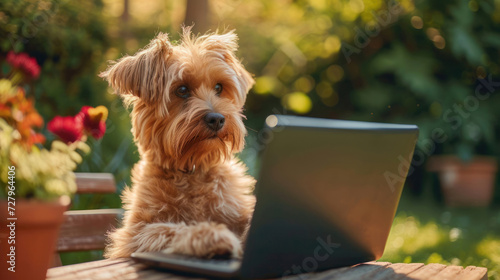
[{"x1": 164, "y1": 222, "x2": 242, "y2": 259}]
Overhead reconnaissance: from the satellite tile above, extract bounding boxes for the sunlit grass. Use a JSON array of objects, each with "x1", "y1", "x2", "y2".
[
  {"x1": 384, "y1": 215, "x2": 445, "y2": 257},
  {"x1": 381, "y1": 192, "x2": 500, "y2": 280},
  {"x1": 477, "y1": 237, "x2": 500, "y2": 265}
]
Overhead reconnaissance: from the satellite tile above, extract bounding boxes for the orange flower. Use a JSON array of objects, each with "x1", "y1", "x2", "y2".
[
  {"x1": 0, "y1": 103, "x2": 10, "y2": 118},
  {"x1": 0, "y1": 88, "x2": 45, "y2": 148}
]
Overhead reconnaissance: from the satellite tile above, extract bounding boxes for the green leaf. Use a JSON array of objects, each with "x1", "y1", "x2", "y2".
[
  {"x1": 369, "y1": 44, "x2": 440, "y2": 101},
  {"x1": 481, "y1": 32, "x2": 500, "y2": 47},
  {"x1": 352, "y1": 86, "x2": 393, "y2": 112},
  {"x1": 447, "y1": 26, "x2": 484, "y2": 65},
  {"x1": 449, "y1": 0, "x2": 475, "y2": 28}
]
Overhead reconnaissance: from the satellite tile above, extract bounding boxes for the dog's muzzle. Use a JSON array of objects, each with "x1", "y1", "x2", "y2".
[{"x1": 204, "y1": 113, "x2": 225, "y2": 132}]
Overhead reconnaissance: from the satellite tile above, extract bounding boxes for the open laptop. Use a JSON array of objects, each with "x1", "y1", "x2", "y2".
[{"x1": 132, "y1": 115, "x2": 419, "y2": 279}]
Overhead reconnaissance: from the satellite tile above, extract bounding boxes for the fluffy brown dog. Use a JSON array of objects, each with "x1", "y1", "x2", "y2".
[{"x1": 100, "y1": 28, "x2": 256, "y2": 259}]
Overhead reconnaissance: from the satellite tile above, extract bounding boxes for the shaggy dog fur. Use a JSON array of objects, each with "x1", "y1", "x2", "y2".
[{"x1": 100, "y1": 28, "x2": 256, "y2": 259}]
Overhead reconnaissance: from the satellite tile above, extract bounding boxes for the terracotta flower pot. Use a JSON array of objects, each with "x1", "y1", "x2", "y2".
[
  {"x1": 427, "y1": 155, "x2": 498, "y2": 207},
  {"x1": 0, "y1": 196, "x2": 70, "y2": 280}
]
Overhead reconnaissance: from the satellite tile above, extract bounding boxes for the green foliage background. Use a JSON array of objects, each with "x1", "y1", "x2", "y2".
[{"x1": 1, "y1": 0, "x2": 500, "y2": 278}]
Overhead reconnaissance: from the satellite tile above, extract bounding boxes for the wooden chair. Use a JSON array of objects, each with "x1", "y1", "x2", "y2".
[{"x1": 53, "y1": 173, "x2": 124, "y2": 266}]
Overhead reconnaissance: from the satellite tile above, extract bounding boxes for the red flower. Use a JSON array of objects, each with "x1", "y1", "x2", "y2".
[
  {"x1": 23, "y1": 57, "x2": 41, "y2": 79},
  {"x1": 6, "y1": 51, "x2": 41, "y2": 79},
  {"x1": 6, "y1": 52, "x2": 21, "y2": 68},
  {"x1": 77, "y1": 106, "x2": 108, "y2": 139},
  {"x1": 47, "y1": 106, "x2": 108, "y2": 143},
  {"x1": 47, "y1": 116, "x2": 83, "y2": 144}
]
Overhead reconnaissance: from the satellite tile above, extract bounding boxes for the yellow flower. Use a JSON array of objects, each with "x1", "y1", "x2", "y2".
[
  {"x1": 87, "y1": 105, "x2": 108, "y2": 122},
  {"x1": 44, "y1": 179, "x2": 68, "y2": 197},
  {"x1": 0, "y1": 79, "x2": 13, "y2": 96}
]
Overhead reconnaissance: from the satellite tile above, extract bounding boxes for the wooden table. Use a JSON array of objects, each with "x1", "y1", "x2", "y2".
[{"x1": 46, "y1": 258, "x2": 488, "y2": 280}]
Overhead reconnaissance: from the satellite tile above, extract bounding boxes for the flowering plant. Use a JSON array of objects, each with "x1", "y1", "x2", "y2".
[
  {"x1": 5, "y1": 51, "x2": 41, "y2": 82},
  {"x1": 47, "y1": 105, "x2": 108, "y2": 144},
  {"x1": 0, "y1": 52, "x2": 108, "y2": 200}
]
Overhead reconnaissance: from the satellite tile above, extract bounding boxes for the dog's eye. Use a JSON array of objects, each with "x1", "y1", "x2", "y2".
[
  {"x1": 176, "y1": 86, "x2": 190, "y2": 99},
  {"x1": 215, "y1": 83, "x2": 223, "y2": 95}
]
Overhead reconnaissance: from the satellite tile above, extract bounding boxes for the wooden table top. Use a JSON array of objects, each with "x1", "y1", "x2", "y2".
[{"x1": 46, "y1": 258, "x2": 488, "y2": 280}]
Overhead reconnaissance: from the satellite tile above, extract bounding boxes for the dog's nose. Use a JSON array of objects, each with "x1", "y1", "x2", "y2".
[{"x1": 204, "y1": 113, "x2": 225, "y2": 131}]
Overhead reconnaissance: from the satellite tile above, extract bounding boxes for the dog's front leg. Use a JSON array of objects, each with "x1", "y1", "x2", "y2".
[{"x1": 132, "y1": 221, "x2": 242, "y2": 258}]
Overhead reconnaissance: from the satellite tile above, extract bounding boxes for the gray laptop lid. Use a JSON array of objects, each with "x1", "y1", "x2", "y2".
[{"x1": 240, "y1": 115, "x2": 418, "y2": 279}]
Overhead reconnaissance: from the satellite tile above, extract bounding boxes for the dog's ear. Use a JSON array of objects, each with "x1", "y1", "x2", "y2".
[
  {"x1": 100, "y1": 33, "x2": 173, "y2": 107},
  {"x1": 200, "y1": 30, "x2": 255, "y2": 104}
]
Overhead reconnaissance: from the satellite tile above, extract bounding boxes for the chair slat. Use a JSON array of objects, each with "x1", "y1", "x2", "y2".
[
  {"x1": 56, "y1": 209, "x2": 124, "y2": 252},
  {"x1": 75, "y1": 173, "x2": 117, "y2": 194}
]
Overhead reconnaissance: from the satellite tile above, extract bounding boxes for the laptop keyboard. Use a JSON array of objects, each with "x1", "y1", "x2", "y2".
[
  {"x1": 172, "y1": 254, "x2": 238, "y2": 265},
  {"x1": 133, "y1": 251, "x2": 242, "y2": 274}
]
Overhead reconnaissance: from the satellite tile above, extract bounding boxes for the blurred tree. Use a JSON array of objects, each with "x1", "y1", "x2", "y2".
[
  {"x1": 185, "y1": 0, "x2": 211, "y2": 33},
  {"x1": 122, "y1": 0, "x2": 130, "y2": 22},
  {"x1": 211, "y1": 0, "x2": 500, "y2": 162},
  {"x1": 0, "y1": 0, "x2": 138, "y2": 200},
  {"x1": 0, "y1": 0, "x2": 109, "y2": 117}
]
